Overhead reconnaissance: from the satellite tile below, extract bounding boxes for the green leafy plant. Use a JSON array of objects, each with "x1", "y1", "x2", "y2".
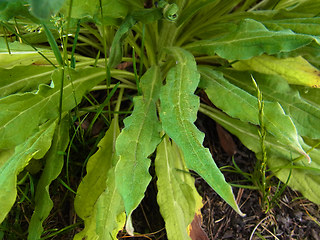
[{"x1": 0, "y1": 0, "x2": 320, "y2": 239}]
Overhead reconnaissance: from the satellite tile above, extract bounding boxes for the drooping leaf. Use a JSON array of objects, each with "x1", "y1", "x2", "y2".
[
  {"x1": 0, "y1": 67, "x2": 106, "y2": 149},
  {"x1": 189, "y1": 211, "x2": 209, "y2": 240},
  {"x1": 115, "y1": 66, "x2": 162, "y2": 235},
  {"x1": 200, "y1": 105, "x2": 320, "y2": 205},
  {"x1": 74, "y1": 119, "x2": 125, "y2": 240},
  {"x1": 27, "y1": 115, "x2": 69, "y2": 240},
  {"x1": 159, "y1": 47, "x2": 243, "y2": 216},
  {"x1": 232, "y1": 55, "x2": 320, "y2": 88},
  {"x1": 0, "y1": 52, "x2": 56, "y2": 69},
  {"x1": 0, "y1": 119, "x2": 57, "y2": 223},
  {"x1": 74, "y1": 167, "x2": 126, "y2": 240},
  {"x1": 184, "y1": 18, "x2": 319, "y2": 60},
  {"x1": 31, "y1": 0, "x2": 66, "y2": 20},
  {"x1": 222, "y1": 69, "x2": 320, "y2": 139},
  {"x1": 216, "y1": 123, "x2": 237, "y2": 156},
  {"x1": 0, "y1": 65, "x2": 54, "y2": 98},
  {"x1": 74, "y1": 118, "x2": 118, "y2": 219},
  {"x1": 155, "y1": 135, "x2": 203, "y2": 240},
  {"x1": 0, "y1": 38, "x2": 57, "y2": 68},
  {"x1": 199, "y1": 67, "x2": 309, "y2": 160},
  {"x1": 108, "y1": 16, "x2": 136, "y2": 69}
]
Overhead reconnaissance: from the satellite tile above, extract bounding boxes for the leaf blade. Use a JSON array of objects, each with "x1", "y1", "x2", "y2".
[
  {"x1": 159, "y1": 47, "x2": 243, "y2": 215},
  {"x1": 185, "y1": 19, "x2": 318, "y2": 60},
  {"x1": 27, "y1": 115, "x2": 69, "y2": 239},
  {"x1": 74, "y1": 119, "x2": 125, "y2": 240},
  {"x1": 232, "y1": 55, "x2": 320, "y2": 88},
  {"x1": 200, "y1": 105, "x2": 320, "y2": 205},
  {"x1": 115, "y1": 66, "x2": 162, "y2": 235},
  {"x1": 0, "y1": 67, "x2": 106, "y2": 149},
  {"x1": 0, "y1": 119, "x2": 57, "y2": 223},
  {"x1": 155, "y1": 136, "x2": 203, "y2": 240},
  {"x1": 222, "y1": 69, "x2": 320, "y2": 140},
  {"x1": 199, "y1": 67, "x2": 308, "y2": 160},
  {"x1": 0, "y1": 65, "x2": 54, "y2": 98}
]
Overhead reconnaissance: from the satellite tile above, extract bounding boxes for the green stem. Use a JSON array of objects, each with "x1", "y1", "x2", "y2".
[
  {"x1": 114, "y1": 87, "x2": 124, "y2": 122},
  {"x1": 132, "y1": 48, "x2": 141, "y2": 95},
  {"x1": 139, "y1": 24, "x2": 146, "y2": 78}
]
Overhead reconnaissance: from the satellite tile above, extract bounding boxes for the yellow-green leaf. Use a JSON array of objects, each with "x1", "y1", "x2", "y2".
[
  {"x1": 0, "y1": 119, "x2": 57, "y2": 223},
  {"x1": 155, "y1": 135, "x2": 203, "y2": 240},
  {"x1": 0, "y1": 67, "x2": 106, "y2": 149},
  {"x1": 233, "y1": 55, "x2": 320, "y2": 88},
  {"x1": 28, "y1": 115, "x2": 69, "y2": 239},
  {"x1": 0, "y1": 65, "x2": 54, "y2": 98},
  {"x1": 74, "y1": 119, "x2": 125, "y2": 240}
]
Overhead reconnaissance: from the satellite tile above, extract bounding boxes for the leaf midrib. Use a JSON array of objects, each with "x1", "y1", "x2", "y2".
[
  {"x1": 0, "y1": 70, "x2": 106, "y2": 131},
  {"x1": 0, "y1": 69, "x2": 54, "y2": 93}
]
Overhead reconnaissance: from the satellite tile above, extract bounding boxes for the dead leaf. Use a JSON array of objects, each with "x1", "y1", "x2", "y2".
[
  {"x1": 216, "y1": 123, "x2": 237, "y2": 156},
  {"x1": 189, "y1": 212, "x2": 209, "y2": 240}
]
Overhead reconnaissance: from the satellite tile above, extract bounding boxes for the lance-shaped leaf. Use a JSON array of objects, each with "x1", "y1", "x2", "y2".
[
  {"x1": 222, "y1": 69, "x2": 320, "y2": 139},
  {"x1": 199, "y1": 67, "x2": 309, "y2": 160},
  {"x1": 0, "y1": 119, "x2": 57, "y2": 223},
  {"x1": 232, "y1": 55, "x2": 320, "y2": 88},
  {"x1": 115, "y1": 66, "x2": 162, "y2": 235},
  {"x1": 0, "y1": 65, "x2": 54, "y2": 98},
  {"x1": 74, "y1": 119, "x2": 125, "y2": 240},
  {"x1": 0, "y1": 38, "x2": 57, "y2": 68},
  {"x1": 200, "y1": 105, "x2": 320, "y2": 205},
  {"x1": 184, "y1": 18, "x2": 319, "y2": 60},
  {"x1": 108, "y1": 16, "x2": 136, "y2": 69},
  {"x1": 0, "y1": 67, "x2": 106, "y2": 149},
  {"x1": 28, "y1": 115, "x2": 69, "y2": 240},
  {"x1": 159, "y1": 47, "x2": 243, "y2": 216},
  {"x1": 262, "y1": 17, "x2": 320, "y2": 36},
  {"x1": 155, "y1": 135, "x2": 203, "y2": 240}
]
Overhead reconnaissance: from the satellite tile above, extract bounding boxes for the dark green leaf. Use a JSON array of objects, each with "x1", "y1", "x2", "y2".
[
  {"x1": 222, "y1": 69, "x2": 320, "y2": 139},
  {"x1": 115, "y1": 66, "x2": 162, "y2": 235},
  {"x1": 185, "y1": 19, "x2": 318, "y2": 60},
  {"x1": 160, "y1": 47, "x2": 243, "y2": 215}
]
